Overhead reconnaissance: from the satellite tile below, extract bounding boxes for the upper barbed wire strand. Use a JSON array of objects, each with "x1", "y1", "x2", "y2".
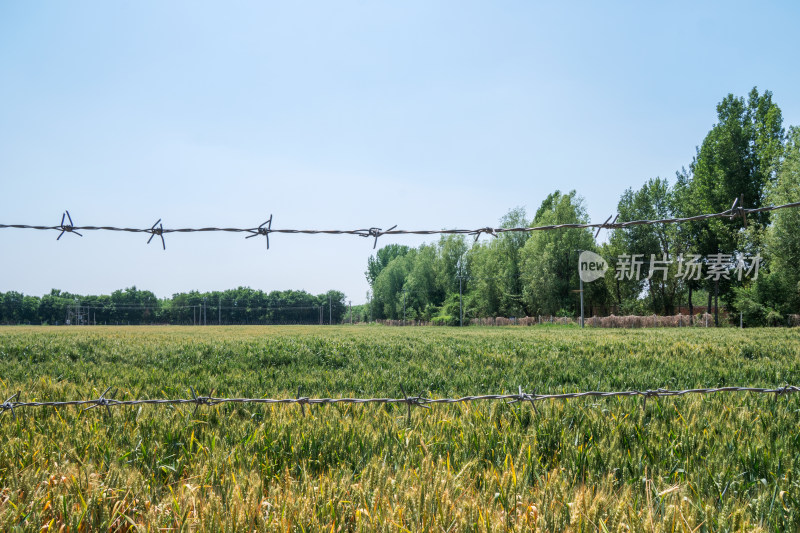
[{"x1": 1, "y1": 202, "x2": 798, "y2": 242}]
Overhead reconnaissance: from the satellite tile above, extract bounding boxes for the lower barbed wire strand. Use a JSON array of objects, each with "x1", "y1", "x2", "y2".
[{"x1": 1, "y1": 385, "x2": 797, "y2": 416}]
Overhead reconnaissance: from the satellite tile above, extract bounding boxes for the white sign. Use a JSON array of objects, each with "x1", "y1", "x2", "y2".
[{"x1": 579, "y1": 251, "x2": 608, "y2": 282}]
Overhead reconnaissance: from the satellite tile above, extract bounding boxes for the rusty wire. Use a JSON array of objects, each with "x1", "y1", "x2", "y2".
[
  {"x1": 1, "y1": 200, "x2": 799, "y2": 250},
  {"x1": 2, "y1": 385, "x2": 798, "y2": 422}
]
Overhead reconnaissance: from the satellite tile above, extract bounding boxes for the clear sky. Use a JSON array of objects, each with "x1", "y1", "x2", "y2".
[{"x1": 1, "y1": 1, "x2": 798, "y2": 304}]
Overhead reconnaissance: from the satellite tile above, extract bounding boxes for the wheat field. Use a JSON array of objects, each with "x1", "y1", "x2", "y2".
[{"x1": 1, "y1": 325, "x2": 799, "y2": 531}]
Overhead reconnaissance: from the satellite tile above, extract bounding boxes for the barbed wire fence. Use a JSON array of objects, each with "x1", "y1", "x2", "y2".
[
  {"x1": 2, "y1": 198, "x2": 799, "y2": 249},
  {"x1": 2, "y1": 385, "x2": 799, "y2": 424},
  {"x1": 3, "y1": 197, "x2": 800, "y2": 423}
]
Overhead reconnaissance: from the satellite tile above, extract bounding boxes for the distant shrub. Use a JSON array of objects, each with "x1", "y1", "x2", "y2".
[{"x1": 431, "y1": 315, "x2": 457, "y2": 326}]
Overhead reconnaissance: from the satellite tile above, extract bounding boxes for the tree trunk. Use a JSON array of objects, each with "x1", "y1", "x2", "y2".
[{"x1": 688, "y1": 284, "x2": 694, "y2": 325}]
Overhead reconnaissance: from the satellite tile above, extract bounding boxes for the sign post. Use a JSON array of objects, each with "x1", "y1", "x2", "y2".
[
  {"x1": 577, "y1": 250, "x2": 609, "y2": 329},
  {"x1": 580, "y1": 275, "x2": 584, "y2": 328}
]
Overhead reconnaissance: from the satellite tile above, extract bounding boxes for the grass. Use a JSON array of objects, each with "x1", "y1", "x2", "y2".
[{"x1": 1, "y1": 325, "x2": 799, "y2": 531}]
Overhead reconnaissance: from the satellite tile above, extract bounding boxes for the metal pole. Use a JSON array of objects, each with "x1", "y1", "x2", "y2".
[
  {"x1": 740, "y1": 311, "x2": 743, "y2": 329},
  {"x1": 575, "y1": 249, "x2": 584, "y2": 328},
  {"x1": 218, "y1": 296, "x2": 221, "y2": 325},
  {"x1": 203, "y1": 298, "x2": 207, "y2": 326},
  {"x1": 329, "y1": 293, "x2": 332, "y2": 325},
  {"x1": 349, "y1": 301, "x2": 352, "y2": 325},
  {"x1": 459, "y1": 276, "x2": 463, "y2": 327},
  {"x1": 402, "y1": 289, "x2": 406, "y2": 326}
]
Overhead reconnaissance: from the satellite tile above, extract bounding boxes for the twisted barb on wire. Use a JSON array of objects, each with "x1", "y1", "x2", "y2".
[
  {"x1": 244, "y1": 215, "x2": 273, "y2": 249},
  {"x1": 355, "y1": 225, "x2": 398, "y2": 249},
  {"x1": 83, "y1": 386, "x2": 116, "y2": 417},
  {"x1": 57, "y1": 210, "x2": 82, "y2": 240},
  {"x1": 2, "y1": 199, "x2": 797, "y2": 249},
  {"x1": 147, "y1": 219, "x2": 165, "y2": 249},
  {"x1": 2, "y1": 385, "x2": 798, "y2": 420},
  {"x1": 1, "y1": 392, "x2": 20, "y2": 421}
]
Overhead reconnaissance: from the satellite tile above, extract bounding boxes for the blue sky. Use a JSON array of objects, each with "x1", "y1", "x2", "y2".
[{"x1": 1, "y1": 1, "x2": 798, "y2": 304}]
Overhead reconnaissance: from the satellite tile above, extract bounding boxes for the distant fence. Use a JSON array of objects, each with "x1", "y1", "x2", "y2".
[
  {"x1": 586, "y1": 313, "x2": 712, "y2": 328},
  {"x1": 470, "y1": 316, "x2": 575, "y2": 326},
  {"x1": 469, "y1": 315, "x2": 712, "y2": 327},
  {"x1": 375, "y1": 313, "x2": 800, "y2": 328},
  {"x1": 374, "y1": 317, "x2": 577, "y2": 327},
  {"x1": 376, "y1": 319, "x2": 433, "y2": 327}
]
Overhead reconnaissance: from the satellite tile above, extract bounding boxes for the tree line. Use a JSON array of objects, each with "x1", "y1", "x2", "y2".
[
  {"x1": 0, "y1": 287, "x2": 348, "y2": 325},
  {"x1": 366, "y1": 88, "x2": 800, "y2": 326}
]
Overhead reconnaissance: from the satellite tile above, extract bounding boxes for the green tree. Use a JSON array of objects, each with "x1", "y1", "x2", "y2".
[
  {"x1": 680, "y1": 88, "x2": 784, "y2": 322},
  {"x1": 466, "y1": 207, "x2": 530, "y2": 318},
  {"x1": 520, "y1": 191, "x2": 596, "y2": 316},
  {"x1": 436, "y1": 235, "x2": 468, "y2": 297},
  {"x1": 404, "y1": 244, "x2": 439, "y2": 319},
  {"x1": 38, "y1": 289, "x2": 73, "y2": 325},
  {"x1": 766, "y1": 127, "x2": 800, "y2": 313},
  {"x1": 466, "y1": 243, "x2": 502, "y2": 318},
  {"x1": 370, "y1": 250, "x2": 415, "y2": 320},
  {"x1": 609, "y1": 177, "x2": 687, "y2": 314},
  {"x1": 318, "y1": 290, "x2": 347, "y2": 324},
  {"x1": 365, "y1": 245, "x2": 410, "y2": 286},
  {"x1": 734, "y1": 127, "x2": 800, "y2": 324},
  {"x1": 494, "y1": 208, "x2": 530, "y2": 316}
]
